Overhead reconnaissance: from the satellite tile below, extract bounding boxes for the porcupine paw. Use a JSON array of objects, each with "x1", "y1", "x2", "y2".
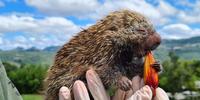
[
  {"x1": 151, "y1": 61, "x2": 162, "y2": 72},
  {"x1": 118, "y1": 76, "x2": 132, "y2": 91}
]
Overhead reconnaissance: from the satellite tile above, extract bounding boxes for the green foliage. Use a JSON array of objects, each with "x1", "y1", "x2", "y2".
[
  {"x1": 6, "y1": 63, "x2": 48, "y2": 94},
  {"x1": 159, "y1": 52, "x2": 200, "y2": 96}
]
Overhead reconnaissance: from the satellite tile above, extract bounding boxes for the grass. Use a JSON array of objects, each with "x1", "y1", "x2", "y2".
[{"x1": 22, "y1": 94, "x2": 43, "y2": 100}]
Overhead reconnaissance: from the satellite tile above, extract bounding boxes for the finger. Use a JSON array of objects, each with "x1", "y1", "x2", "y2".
[
  {"x1": 126, "y1": 85, "x2": 152, "y2": 100},
  {"x1": 59, "y1": 86, "x2": 71, "y2": 100},
  {"x1": 86, "y1": 69, "x2": 110, "y2": 100},
  {"x1": 125, "y1": 75, "x2": 141, "y2": 99},
  {"x1": 112, "y1": 89, "x2": 126, "y2": 100},
  {"x1": 153, "y1": 87, "x2": 169, "y2": 100},
  {"x1": 73, "y1": 80, "x2": 90, "y2": 100}
]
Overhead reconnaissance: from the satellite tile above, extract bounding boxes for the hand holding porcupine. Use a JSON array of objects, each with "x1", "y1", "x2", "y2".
[
  {"x1": 45, "y1": 10, "x2": 169, "y2": 100},
  {"x1": 58, "y1": 69, "x2": 169, "y2": 100}
]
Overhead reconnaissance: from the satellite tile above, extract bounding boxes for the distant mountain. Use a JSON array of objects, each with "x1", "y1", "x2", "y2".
[
  {"x1": 0, "y1": 36, "x2": 200, "y2": 64},
  {"x1": 26, "y1": 47, "x2": 41, "y2": 52},
  {"x1": 162, "y1": 36, "x2": 200, "y2": 48},
  {"x1": 13, "y1": 47, "x2": 25, "y2": 51},
  {"x1": 43, "y1": 46, "x2": 61, "y2": 52}
]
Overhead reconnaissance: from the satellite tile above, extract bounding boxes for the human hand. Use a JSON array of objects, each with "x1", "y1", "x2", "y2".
[{"x1": 58, "y1": 69, "x2": 169, "y2": 100}]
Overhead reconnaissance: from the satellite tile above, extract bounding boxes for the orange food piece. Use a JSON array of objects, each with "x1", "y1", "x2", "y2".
[{"x1": 143, "y1": 52, "x2": 159, "y2": 96}]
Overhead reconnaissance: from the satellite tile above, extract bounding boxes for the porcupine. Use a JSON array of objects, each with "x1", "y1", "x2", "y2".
[{"x1": 45, "y1": 10, "x2": 161, "y2": 100}]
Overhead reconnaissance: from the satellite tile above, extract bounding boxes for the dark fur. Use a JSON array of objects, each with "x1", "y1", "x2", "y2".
[{"x1": 45, "y1": 10, "x2": 161, "y2": 100}]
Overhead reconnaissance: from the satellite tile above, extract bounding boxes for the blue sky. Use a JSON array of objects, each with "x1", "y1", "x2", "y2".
[{"x1": 0, "y1": 0, "x2": 200, "y2": 50}]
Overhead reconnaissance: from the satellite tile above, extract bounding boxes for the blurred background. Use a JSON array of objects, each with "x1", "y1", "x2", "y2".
[{"x1": 0, "y1": 0, "x2": 199, "y2": 100}]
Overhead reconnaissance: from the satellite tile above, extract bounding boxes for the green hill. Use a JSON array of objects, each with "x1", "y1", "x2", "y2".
[
  {"x1": 0, "y1": 50, "x2": 55, "y2": 65},
  {"x1": 155, "y1": 36, "x2": 200, "y2": 61}
]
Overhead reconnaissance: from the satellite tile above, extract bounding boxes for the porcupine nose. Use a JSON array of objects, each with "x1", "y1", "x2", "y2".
[{"x1": 150, "y1": 33, "x2": 161, "y2": 50}]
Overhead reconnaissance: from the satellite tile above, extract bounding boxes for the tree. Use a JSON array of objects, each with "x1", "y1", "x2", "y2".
[{"x1": 159, "y1": 51, "x2": 200, "y2": 99}]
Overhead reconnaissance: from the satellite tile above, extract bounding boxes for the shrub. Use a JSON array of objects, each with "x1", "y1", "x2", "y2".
[{"x1": 8, "y1": 64, "x2": 48, "y2": 93}]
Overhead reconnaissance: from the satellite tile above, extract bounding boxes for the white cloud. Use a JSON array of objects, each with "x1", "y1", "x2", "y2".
[
  {"x1": 15, "y1": 35, "x2": 27, "y2": 43},
  {"x1": 159, "y1": 23, "x2": 200, "y2": 39},
  {"x1": 177, "y1": 1, "x2": 200, "y2": 24},
  {"x1": 0, "y1": 15, "x2": 79, "y2": 34},
  {"x1": 157, "y1": 1, "x2": 178, "y2": 16},
  {"x1": 0, "y1": 33, "x2": 77, "y2": 50},
  {"x1": 178, "y1": 11, "x2": 200, "y2": 24},
  {"x1": 88, "y1": 0, "x2": 162, "y2": 21},
  {"x1": 25, "y1": 0, "x2": 100, "y2": 16},
  {"x1": 25, "y1": 0, "x2": 173, "y2": 25},
  {"x1": 25, "y1": 0, "x2": 200, "y2": 25},
  {"x1": 0, "y1": 14, "x2": 80, "y2": 50}
]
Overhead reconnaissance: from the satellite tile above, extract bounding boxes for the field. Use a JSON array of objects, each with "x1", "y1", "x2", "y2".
[{"x1": 22, "y1": 94, "x2": 43, "y2": 100}]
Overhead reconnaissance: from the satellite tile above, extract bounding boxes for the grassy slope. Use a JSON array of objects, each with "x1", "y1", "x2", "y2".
[
  {"x1": 0, "y1": 51, "x2": 55, "y2": 65},
  {"x1": 22, "y1": 94, "x2": 43, "y2": 100}
]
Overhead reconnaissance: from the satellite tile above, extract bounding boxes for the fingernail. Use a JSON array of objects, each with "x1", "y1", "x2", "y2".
[
  {"x1": 86, "y1": 70, "x2": 110, "y2": 100},
  {"x1": 73, "y1": 80, "x2": 90, "y2": 100},
  {"x1": 59, "y1": 86, "x2": 71, "y2": 100}
]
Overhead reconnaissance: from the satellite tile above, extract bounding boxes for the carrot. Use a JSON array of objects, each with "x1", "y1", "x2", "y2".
[{"x1": 143, "y1": 52, "x2": 159, "y2": 96}]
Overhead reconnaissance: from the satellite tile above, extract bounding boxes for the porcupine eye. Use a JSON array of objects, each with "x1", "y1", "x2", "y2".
[{"x1": 136, "y1": 28, "x2": 147, "y2": 35}]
